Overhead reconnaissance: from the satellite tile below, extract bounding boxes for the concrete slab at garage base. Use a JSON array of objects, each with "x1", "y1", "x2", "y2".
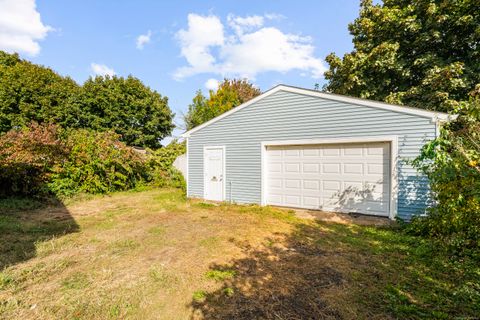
[{"x1": 288, "y1": 207, "x2": 392, "y2": 226}]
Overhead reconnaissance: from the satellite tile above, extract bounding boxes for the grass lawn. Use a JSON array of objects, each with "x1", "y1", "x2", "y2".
[{"x1": 0, "y1": 188, "x2": 479, "y2": 319}]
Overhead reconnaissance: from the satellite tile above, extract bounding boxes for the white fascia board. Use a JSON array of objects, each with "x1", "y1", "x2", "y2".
[
  {"x1": 182, "y1": 85, "x2": 454, "y2": 137},
  {"x1": 283, "y1": 86, "x2": 452, "y2": 121}
]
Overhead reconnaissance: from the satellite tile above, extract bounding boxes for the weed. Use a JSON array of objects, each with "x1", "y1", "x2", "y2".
[
  {"x1": 205, "y1": 269, "x2": 236, "y2": 281},
  {"x1": 192, "y1": 290, "x2": 207, "y2": 302},
  {"x1": 61, "y1": 273, "x2": 90, "y2": 290},
  {"x1": 0, "y1": 197, "x2": 44, "y2": 212},
  {"x1": 199, "y1": 236, "x2": 219, "y2": 249},
  {"x1": 223, "y1": 287, "x2": 234, "y2": 297},
  {"x1": 0, "y1": 272, "x2": 14, "y2": 289},
  {"x1": 148, "y1": 226, "x2": 166, "y2": 235},
  {"x1": 148, "y1": 266, "x2": 178, "y2": 288},
  {"x1": 194, "y1": 202, "x2": 216, "y2": 209},
  {"x1": 0, "y1": 216, "x2": 22, "y2": 233},
  {"x1": 109, "y1": 239, "x2": 140, "y2": 254}
]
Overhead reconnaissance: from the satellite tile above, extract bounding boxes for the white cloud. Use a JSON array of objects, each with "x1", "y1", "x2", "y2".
[
  {"x1": 90, "y1": 63, "x2": 116, "y2": 77},
  {"x1": 227, "y1": 14, "x2": 264, "y2": 35},
  {"x1": 136, "y1": 30, "x2": 152, "y2": 50},
  {"x1": 264, "y1": 13, "x2": 285, "y2": 21},
  {"x1": 174, "y1": 13, "x2": 326, "y2": 80},
  {"x1": 175, "y1": 14, "x2": 224, "y2": 79},
  {"x1": 0, "y1": 0, "x2": 52, "y2": 56},
  {"x1": 205, "y1": 78, "x2": 219, "y2": 91}
]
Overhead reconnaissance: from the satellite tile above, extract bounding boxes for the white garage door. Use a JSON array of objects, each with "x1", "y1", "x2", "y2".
[{"x1": 266, "y1": 142, "x2": 391, "y2": 216}]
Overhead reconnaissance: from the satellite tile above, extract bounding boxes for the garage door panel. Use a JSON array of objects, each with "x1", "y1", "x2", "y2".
[
  {"x1": 267, "y1": 194, "x2": 283, "y2": 205},
  {"x1": 323, "y1": 147, "x2": 341, "y2": 156},
  {"x1": 285, "y1": 179, "x2": 301, "y2": 189},
  {"x1": 343, "y1": 163, "x2": 364, "y2": 174},
  {"x1": 269, "y1": 178, "x2": 282, "y2": 188},
  {"x1": 367, "y1": 144, "x2": 389, "y2": 156},
  {"x1": 303, "y1": 180, "x2": 320, "y2": 190},
  {"x1": 303, "y1": 196, "x2": 320, "y2": 207},
  {"x1": 323, "y1": 163, "x2": 341, "y2": 173},
  {"x1": 303, "y1": 148, "x2": 320, "y2": 156},
  {"x1": 268, "y1": 163, "x2": 282, "y2": 173},
  {"x1": 285, "y1": 195, "x2": 301, "y2": 206},
  {"x1": 285, "y1": 149, "x2": 300, "y2": 157},
  {"x1": 364, "y1": 182, "x2": 387, "y2": 193},
  {"x1": 268, "y1": 149, "x2": 282, "y2": 158},
  {"x1": 323, "y1": 180, "x2": 341, "y2": 191},
  {"x1": 367, "y1": 163, "x2": 388, "y2": 174},
  {"x1": 343, "y1": 146, "x2": 363, "y2": 156},
  {"x1": 303, "y1": 163, "x2": 319, "y2": 173},
  {"x1": 266, "y1": 142, "x2": 390, "y2": 217},
  {"x1": 285, "y1": 163, "x2": 300, "y2": 173}
]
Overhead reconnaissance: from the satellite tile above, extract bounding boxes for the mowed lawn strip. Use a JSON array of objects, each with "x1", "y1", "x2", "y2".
[{"x1": 0, "y1": 188, "x2": 478, "y2": 319}]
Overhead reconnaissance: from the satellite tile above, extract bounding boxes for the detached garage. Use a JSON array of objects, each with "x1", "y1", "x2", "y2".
[{"x1": 182, "y1": 85, "x2": 452, "y2": 220}]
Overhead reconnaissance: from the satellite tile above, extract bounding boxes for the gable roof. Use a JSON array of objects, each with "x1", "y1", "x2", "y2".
[{"x1": 182, "y1": 84, "x2": 454, "y2": 137}]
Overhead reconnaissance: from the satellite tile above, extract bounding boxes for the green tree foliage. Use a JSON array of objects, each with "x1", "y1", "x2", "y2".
[
  {"x1": 324, "y1": 0, "x2": 480, "y2": 112},
  {"x1": 78, "y1": 76, "x2": 174, "y2": 148},
  {"x1": 410, "y1": 90, "x2": 480, "y2": 257},
  {"x1": 184, "y1": 79, "x2": 261, "y2": 130},
  {"x1": 0, "y1": 52, "x2": 80, "y2": 132},
  {"x1": 0, "y1": 51, "x2": 174, "y2": 148}
]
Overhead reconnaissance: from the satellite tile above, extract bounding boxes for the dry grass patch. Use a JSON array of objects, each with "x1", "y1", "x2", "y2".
[{"x1": 1, "y1": 188, "x2": 478, "y2": 319}]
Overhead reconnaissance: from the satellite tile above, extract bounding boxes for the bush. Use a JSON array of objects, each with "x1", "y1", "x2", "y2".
[
  {"x1": 0, "y1": 123, "x2": 186, "y2": 198},
  {"x1": 147, "y1": 140, "x2": 186, "y2": 191},
  {"x1": 409, "y1": 92, "x2": 480, "y2": 258},
  {"x1": 0, "y1": 123, "x2": 68, "y2": 196},
  {"x1": 48, "y1": 130, "x2": 149, "y2": 196}
]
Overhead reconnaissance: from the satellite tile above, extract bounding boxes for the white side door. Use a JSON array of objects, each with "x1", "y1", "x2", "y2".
[{"x1": 204, "y1": 147, "x2": 225, "y2": 201}]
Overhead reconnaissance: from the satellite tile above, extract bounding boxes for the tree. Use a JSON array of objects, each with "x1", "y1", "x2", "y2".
[
  {"x1": 78, "y1": 76, "x2": 174, "y2": 148},
  {"x1": 410, "y1": 87, "x2": 480, "y2": 255},
  {"x1": 184, "y1": 79, "x2": 261, "y2": 130},
  {"x1": 324, "y1": 0, "x2": 480, "y2": 112},
  {"x1": 0, "y1": 51, "x2": 175, "y2": 149},
  {"x1": 183, "y1": 90, "x2": 209, "y2": 131},
  {"x1": 0, "y1": 51, "x2": 80, "y2": 133}
]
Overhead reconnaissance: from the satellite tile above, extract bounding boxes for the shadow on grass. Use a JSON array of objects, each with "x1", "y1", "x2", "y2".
[
  {"x1": 0, "y1": 196, "x2": 79, "y2": 270},
  {"x1": 190, "y1": 218, "x2": 480, "y2": 319},
  {"x1": 191, "y1": 223, "x2": 345, "y2": 320}
]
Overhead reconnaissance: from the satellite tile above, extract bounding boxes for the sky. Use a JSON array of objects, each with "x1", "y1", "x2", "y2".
[{"x1": 0, "y1": 0, "x2": 361, "y2": 141}]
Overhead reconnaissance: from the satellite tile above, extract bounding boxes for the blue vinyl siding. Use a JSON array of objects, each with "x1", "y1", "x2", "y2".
[{"x1": 187, "y1": 90, "x2": 436, "y2": 220}]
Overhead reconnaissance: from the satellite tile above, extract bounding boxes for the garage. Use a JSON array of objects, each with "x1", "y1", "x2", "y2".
[
  {"x1": 264, "y1": 142, "x2": 391, "y2": 216},
  {"x1": 183, "y1": 84, "x2": 452, "y2": 220}
]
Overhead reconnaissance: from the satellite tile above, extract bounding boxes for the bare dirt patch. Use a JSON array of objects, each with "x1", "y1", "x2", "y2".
[{"x1": 291, "y1": 208, "x2": 391, "y2": 226}]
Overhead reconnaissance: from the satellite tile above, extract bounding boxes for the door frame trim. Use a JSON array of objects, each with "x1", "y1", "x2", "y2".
[
  {"x1": 260, "y1": 136, "x2": 398, "y2": 219},
  {"x1": 203, "y1": 145, "x2": 226, "y2": 201}
]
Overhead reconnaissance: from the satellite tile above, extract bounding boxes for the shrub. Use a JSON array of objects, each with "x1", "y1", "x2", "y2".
[
  {"x1": 410, "y1": 91, "x2": 480, "y2": 258},
  {"x1": 0, "y1": 123, "x2": 186, "y2": 198},
  {"x1": 147, "y1": 140, "x2": 186, "y2": 191},
  {"x1": 0, "y1": 123, "x2": 68, "y2": 196},
  {"x1": 48, "y1": 129, "x2": 149, "y2": 196}
]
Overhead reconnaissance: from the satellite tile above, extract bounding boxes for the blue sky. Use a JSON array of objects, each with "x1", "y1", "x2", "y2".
[{"x1": 0, "y1": 0, "x2": 361, "y2": 140}]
